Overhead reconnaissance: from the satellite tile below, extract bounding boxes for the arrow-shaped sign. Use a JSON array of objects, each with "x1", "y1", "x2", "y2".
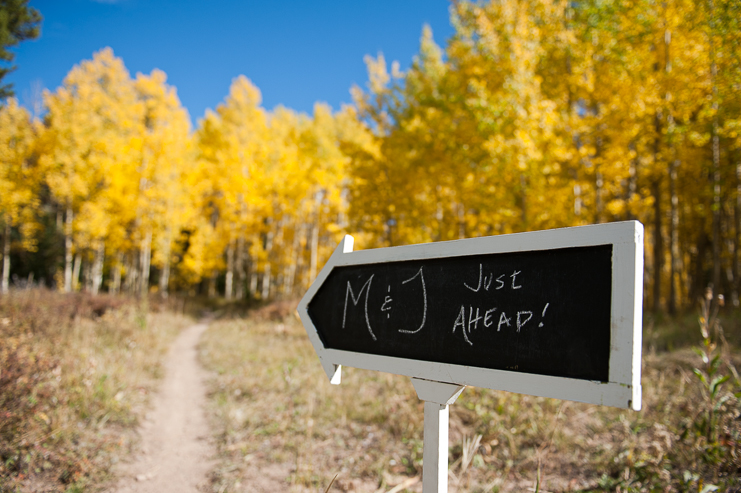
[{"x1": 298, "y1": 221, "x2": 643, "y2": 410}]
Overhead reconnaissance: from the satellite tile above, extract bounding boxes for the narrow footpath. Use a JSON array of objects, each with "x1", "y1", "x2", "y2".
[{"x1": 113, "y1": 321, "x2": 215, "y2": 493}]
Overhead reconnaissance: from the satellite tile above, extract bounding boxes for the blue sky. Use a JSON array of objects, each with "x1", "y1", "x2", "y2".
[{"x1": 7, "y1": 0, "x2": 454, "y2": 124}]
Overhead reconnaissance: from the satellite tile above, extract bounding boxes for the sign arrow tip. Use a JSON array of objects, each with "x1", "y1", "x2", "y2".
[
  {"x1": 298, "y1": 234, "x2": 355, "y2": 386},
  {"x1": 340, "y1": 234, "x2": 354, "y2": 254}
]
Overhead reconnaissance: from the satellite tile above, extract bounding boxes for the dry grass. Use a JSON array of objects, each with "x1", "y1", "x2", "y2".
[
  {"x1": 0, "y1": 289, "x2": 192, "y2": 492},
  {"x1": 7, "y1": 290, "x2": 734, "y2": 492},
  {"x1": 200, "y1": 305, "x2": 741, "y2": 493}
]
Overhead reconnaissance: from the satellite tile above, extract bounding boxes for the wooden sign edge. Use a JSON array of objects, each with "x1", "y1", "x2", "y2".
[{"x1": 297, "y1": 220, "x2": 644, "y2": 410}]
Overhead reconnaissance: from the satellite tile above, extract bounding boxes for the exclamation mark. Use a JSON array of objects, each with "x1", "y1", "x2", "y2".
[{"x1": 538, "y1": 303, "x2": 549, "y2": 327}]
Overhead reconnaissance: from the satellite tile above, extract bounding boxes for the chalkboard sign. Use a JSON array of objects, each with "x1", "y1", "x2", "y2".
[
  {"x1": 309, "y1": 245, "x2": 612, "y2": 382},
  {"x1": 298, "y1": 221, "x2": 644, "y2": 410}
]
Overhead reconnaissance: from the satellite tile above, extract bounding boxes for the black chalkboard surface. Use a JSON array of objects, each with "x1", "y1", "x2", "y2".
[{"x1": 308, "y1": 244, "x2": 613, "y2": 382}]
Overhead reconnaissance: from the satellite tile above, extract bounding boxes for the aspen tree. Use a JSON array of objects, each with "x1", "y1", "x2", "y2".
[
  {"x1": 0, "y1": 99, "x2": 38, "y2": 293},
  {"x1": 134, "y1": 70, "x2": 193, "y2": 297},
  {"x1": 42, "y1": 48, "x2": 141, "y2": 292},
  {"x1": 191, "y1": 76, "x2": 269, "y2": 297}
]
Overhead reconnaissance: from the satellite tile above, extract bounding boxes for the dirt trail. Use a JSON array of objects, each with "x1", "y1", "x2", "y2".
[{"x1": 113, "y1": 321, "x2": 215, "y2": 492}]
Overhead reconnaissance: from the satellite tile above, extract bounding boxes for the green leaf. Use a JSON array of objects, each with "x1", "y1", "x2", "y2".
[
  {"x1": 714, "y1": 394, "x2": 731, "y2": 411},
  {"x1": 710, "y1": 375, "x2": 730, "y2": 395},
  {"x1": 693, "y1": 369, "x2": 708, "y2": 385},
  {"x1": 709, "y1": 355, "x2": 722, "y2": 372}
]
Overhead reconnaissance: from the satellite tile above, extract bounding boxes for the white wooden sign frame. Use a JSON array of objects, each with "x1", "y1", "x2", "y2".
[{"x1": 297, "y1": 220, "x2": 644, "y2": 411}]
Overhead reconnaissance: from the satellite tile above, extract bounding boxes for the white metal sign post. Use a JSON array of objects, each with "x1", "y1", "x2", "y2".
[
  {"x1": 411, "y1": 378, "x2": 465, "y2": 492},
  {"x1": 298, "y1": 221, "x2": 644, "y2": 492}
]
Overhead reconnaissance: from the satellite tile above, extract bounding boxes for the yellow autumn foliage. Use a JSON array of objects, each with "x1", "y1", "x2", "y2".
[{"x1": 1, "y1": 0, "x2": 739, "y2": 311}]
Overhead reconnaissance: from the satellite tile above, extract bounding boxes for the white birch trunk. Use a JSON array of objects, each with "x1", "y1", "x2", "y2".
[
  {"x1": 669, "y1": 160, "x2": 681, "y2": 313},
  {"x1": 111, "y1": 251, "x2": 123, "y2": 295},
  {"x1": 261, "y1": 229, "x2": 275, "y2": 300},
  {"x1": 261, "y1": 263, "x2": 271, "y2": 300},
  {"x1": 286, "y1": 223, "x2": 306, "y2": 296},
  {"x1": 124, "y1": 253, "x2": 137, "y2": 294},
  {"x1": 64, "y1": 206, "x2": 74, "y2": 293},
  {"x1": 272, "y1": 219, "x2": 285, "y2": 296},
  {"x1": 1, "y1": 221, "x2": 10, "y2": 294},
  {"x1": 709, "y1": 0, "x2": 721, "y2": 294},
  {"x1": 140, "y1": 229, "x2": 152, "y2": 296},
  {"x1": 249, "y1": 268, "x2": 258, "y2": 299},
  {"x1": 92, "y1": 241, "x2": 104, "y2": 295},
  {"x1": 309, "y1": 224, "x2": 319, "y2": 285},
  {"x1": 83, "y1": 259, "x2": 92, "y2": 293},
  {"x1": 235, "y1": 236, "x2": 245, "y2": 300},
  {"x1": 159, "y1": 238, "x2": 171, "y2": 299},
  {"x1": 72, "y1": 253, "x2": 82, "y2": 292},
  {"x1": 225, "y1": 237, "x2": 234, "y2": 300}
]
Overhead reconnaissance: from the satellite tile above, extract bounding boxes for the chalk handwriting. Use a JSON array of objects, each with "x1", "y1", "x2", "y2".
[
  {"x1": 342, "y1": 275, "x2": 376, "y2": 341},
  {"x1": 381, "y1": 285, "x2": 392, "y2": 320},
  {"x1": 339, "y1": 262, "x2": 544, "y2": 347},
  {"x1": 452, "y1": 306, "x2": 473, "y2": 345},
  {"x1": 465, "y1": 264, "x2": 523, "y2": 292},
  {"x1": 452, "y1": 303, "x2": 548, "y2": 344},
  {"x1": 484, "y1": 307, "x2": 497, "y2": 327},
  {"x1": 538, "y1": 303, "x2": 549, "y2": 327},
  {"x1": 399, "y1": 267, "x2": 427, "y2": 334},
  {"x1": 463, "y1": 264, "x2": 481, "y2": 292},
  {"x1": 516, "y1": 311, "x2": 533, "y2": 332},
  {"x1": 468, "y1": 306, "x2": 483, "y2": 331},
  {"x1": 495, "y1": 274, "x2": 505, "y2": 290},
  {"x1": 511, "y1": 270, "x2": 522, "y2": 289}
]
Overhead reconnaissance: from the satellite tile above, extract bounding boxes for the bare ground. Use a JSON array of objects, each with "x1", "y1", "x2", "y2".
[{"x1": 111, "y1": 321, "x2": 216, "y2": 493}]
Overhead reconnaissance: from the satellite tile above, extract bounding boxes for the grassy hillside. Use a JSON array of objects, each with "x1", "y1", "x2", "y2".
[
  {"x1": 0, "y1": 290, "x2": 191, "y2": 492},
  {"x1": 199, "y1": 303, "x2": 741, "y2": 492},
  {"x1": 1, "y1": 290, "x2": 739, "y2": 492}
]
